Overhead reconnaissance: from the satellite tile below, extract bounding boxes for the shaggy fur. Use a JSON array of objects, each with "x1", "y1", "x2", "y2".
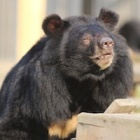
[{"x1": 0, "y1": 8, "x2": 133, "y2": 140}]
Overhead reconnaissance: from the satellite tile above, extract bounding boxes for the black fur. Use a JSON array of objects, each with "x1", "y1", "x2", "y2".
[
  {"x1": 0, "y1": 8, "x2": 133, "y2": 140},
  {"x1": 119, "y1": 20, "x2": 140, "y2": 52}
]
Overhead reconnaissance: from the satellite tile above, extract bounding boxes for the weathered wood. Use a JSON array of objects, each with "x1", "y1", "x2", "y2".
[
  {"x1": 134, "y1": 98, "x2": 140, "y2": 112},
  {"x1": 76, "y1": 113, "x2": 140, "y2": 140},
  {"x1": 76, "y1": 99, "x2": 139, "y2": 140},
  {"x1": 104, "y1": 98, "x2": 136, "y2": 113}
]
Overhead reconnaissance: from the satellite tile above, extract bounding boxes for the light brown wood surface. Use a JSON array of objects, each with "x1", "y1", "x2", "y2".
[
  {"x1": 76, "y1": 99, "x2": 140, "y2": 140},
  {"x1": 104, "y1": 98, "x2": 136, "y2": 113},
  {"x1": 76, "y1": 113, "x2": 140, "y2": 140}
]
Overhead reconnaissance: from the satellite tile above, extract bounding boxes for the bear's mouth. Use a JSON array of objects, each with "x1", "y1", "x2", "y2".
[
  {"x1": 94, "y1": 52, "x2": 113, "y2": 60},
  {"x1": 90, "y1": 52, "x2": 114, "y2": 70}
]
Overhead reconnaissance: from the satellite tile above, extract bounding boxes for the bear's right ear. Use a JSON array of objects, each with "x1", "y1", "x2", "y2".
[
  {"x1": 97, "y1": 8, "x2": 119, "y2": 29},
  {"x1": 42, "y1": 14, "x2": 66, "y2": 36}
]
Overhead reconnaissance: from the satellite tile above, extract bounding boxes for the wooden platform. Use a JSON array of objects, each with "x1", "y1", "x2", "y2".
[
  {"x1": 76, "y1": 113, "x2": 140, "y2": 140},
  {"x1": 76, "y1": 99, "x2": 140, "y2": 140}
]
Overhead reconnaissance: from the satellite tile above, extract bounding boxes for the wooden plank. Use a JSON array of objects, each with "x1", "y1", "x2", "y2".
[
  {"x1": 76, "y1": 113, "x2": 140, "y2": 140},
  {"x1": 104, "y1": 98, "x2": 136, "y2": 113}
]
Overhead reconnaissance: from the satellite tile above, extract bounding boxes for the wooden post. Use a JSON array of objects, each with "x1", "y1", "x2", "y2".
[{"x1": 16, "y1": 0, "x2": 46, "y2": 60}]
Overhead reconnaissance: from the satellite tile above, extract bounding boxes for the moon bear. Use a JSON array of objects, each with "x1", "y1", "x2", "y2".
[{"x1": 0, "y1": 8, "x2": 133, "y2": 140}]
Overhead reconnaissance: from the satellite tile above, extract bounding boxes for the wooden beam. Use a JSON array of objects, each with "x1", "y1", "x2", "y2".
[
  {"x1": 104, "y1": 98, "x2": 136, "y2": 113},
  {"x1": 76, "y1": 113, "x2": 140, "y2": 140}
]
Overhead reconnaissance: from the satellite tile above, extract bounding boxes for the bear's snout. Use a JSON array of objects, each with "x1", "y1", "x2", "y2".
[{"x1": 99, "y1": 37, "x2": 114, "y2": 50}]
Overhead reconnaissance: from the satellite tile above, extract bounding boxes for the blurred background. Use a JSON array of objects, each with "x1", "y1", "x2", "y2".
[{"x1": 0, "y1": 0, "x2": 140, "y2": 100}]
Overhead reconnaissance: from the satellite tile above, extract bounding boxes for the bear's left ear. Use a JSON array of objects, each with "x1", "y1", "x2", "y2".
[
  {"x1": 97, "y1": 8, "x2": 119, "y2": 29},
  {"x1": 42, "y1": 14, "x2": 66, "y2": 36}
]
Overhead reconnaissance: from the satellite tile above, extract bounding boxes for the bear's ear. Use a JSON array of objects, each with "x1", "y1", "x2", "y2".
[
  {"x1": 42, "y1": 14, "x2": 65, "y2": 36},
  {"x1": 98, "y1": 8, "x2": 119, "y2": 29}
]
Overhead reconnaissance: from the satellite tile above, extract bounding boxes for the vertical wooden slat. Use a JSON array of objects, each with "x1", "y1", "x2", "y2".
[
  {"x1": 16, "y1": 0, "x2": 46, "y2": 60},
  {"x1": 47, "y1": 0, "x2": 83, "y2": 18},
  {"x1": 0, "y1": 0, "x2": 17, "y2": 60},
  {"x1": 82, "y1": 0, "x2": 92, "y2": 15}
]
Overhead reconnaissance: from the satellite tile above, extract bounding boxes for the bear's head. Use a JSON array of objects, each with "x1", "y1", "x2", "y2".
[{"x1": 42, "y1": 8, "x2": 123, "y2": 81}]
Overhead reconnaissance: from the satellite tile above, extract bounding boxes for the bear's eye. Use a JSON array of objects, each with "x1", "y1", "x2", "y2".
[{"x1": 83, "y1": 34, "x2": 92, "y2": 46}]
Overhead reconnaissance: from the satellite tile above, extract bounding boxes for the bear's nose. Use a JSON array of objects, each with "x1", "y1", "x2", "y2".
[{"x1": 99, "y1": 37, "x2": 114, "y2": 49}]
